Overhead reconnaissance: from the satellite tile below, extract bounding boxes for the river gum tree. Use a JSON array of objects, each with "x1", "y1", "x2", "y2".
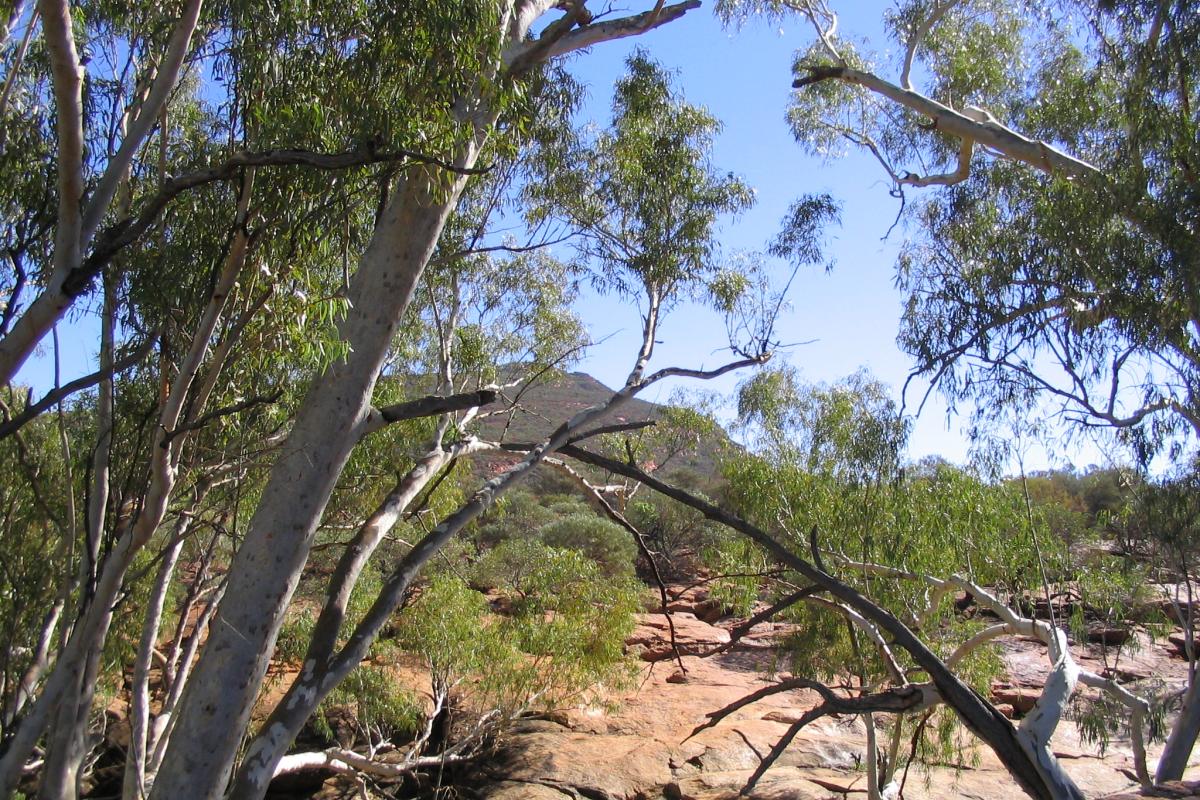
[
  {"x1": 0, "y1": 2, "x2": 715, "y2": 798},
  {"x1": 715, "y1": 0, "x2": 1199, "y2": 786}
]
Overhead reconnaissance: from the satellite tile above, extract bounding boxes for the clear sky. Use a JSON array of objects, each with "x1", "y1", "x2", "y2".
[
  {"x1": 13, "y1": 1, "x2": 1120, "y2": 474},
  {"x1": 551, "y1": 2, "x2": 1115, "y2": 473}
]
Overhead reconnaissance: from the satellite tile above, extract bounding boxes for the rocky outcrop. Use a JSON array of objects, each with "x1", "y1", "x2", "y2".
[{"x1": 476, "y1": 599, "x2": 1200, "y2": 800}]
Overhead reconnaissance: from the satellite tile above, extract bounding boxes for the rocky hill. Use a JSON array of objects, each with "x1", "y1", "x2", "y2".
[{"x1": 472, "y1": 370, "x2": 733, "y2": 481}]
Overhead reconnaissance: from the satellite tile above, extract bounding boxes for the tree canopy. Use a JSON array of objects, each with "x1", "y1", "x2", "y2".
[{"x1": 2, "y1": 2, "x2": 1199, "y2": 799}]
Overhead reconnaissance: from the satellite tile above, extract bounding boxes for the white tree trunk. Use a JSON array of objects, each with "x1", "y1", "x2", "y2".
[
  {"x1": 149, "y1": 150, "x2": 484, "y2": 800},
  {"x1": 147, "y1": 4, "x2": 700, "y2": 796},
  {"x1": 1157, "y1": 676, "x2": 1200, "y2": 781},
  {"x1": 123, "y1": 513, "x2": 193, "y2": 800}
]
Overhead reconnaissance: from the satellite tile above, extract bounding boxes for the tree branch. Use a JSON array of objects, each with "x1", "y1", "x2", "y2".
[
  {"x1": 360, "y1": 389, "x2": 498, "y2": 437},
  {"x1": 900, "y1": 0, "x2": 960, "y2": 91},
  {"x1": 505, "y1": 1, "x2": 701, "y2": 75},
  {"x1": 553, "y1": 444, "x2": 1074, "y2": 800},
  {"x1": 0, "y1": 334, "x2": 156, "y2": 441},
  {"x1": 794, "y1": 65, "x2": 1104, "y2": 181},
  {"x1": 80, "y1": 0, "x2": 204, "y2": 248},
  {"x1": 38, "y1": 0, "x2": 84, "y2": 280},
  {"x1": 65, "y1": 146, "x2": 489, "y2": 299},
  {"x1": 161, "y1": 390, "x2": 283, "y2": 444}
]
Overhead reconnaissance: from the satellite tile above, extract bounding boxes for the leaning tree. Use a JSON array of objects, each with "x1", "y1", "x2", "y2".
[
  {"x1": 0, "y1": 2, "x2": 744, "y2": 798},
  {"x1": 713, "y1": 0, "x2": 1200, "y2": 785}
]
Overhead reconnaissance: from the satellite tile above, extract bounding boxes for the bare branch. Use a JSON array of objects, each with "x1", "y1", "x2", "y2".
[
  {"x1": 900, "y1": 0, "x2": 961, "y2": 91},
  {"x1": 69, "y1": 146, "x2": 490, "y2": 299},
  {"x1": 701, "y1": 586, "x2": 819, "y2": 658},
  {"x1": 794, "y1": 65, "x2": 1104, "y2": 181},
  {"x1": 686, "y1": 677, "x2": 821, "y2": 740},
  {"x1": 545, "y1": 455, "x2": 689, "y2": 674},
  {"x1": 552, "y1": 445, "x2": 1071, "y2": 800},
  {"x1": 80, "y1": 0, "x2": 204, "y2": 248},
  {"x1": 162, "y1": 390, "x2": 283, "y2": 444},
  {"x1": 741, "y1": 681, "x2": 937, "y2": 795},
  {"x1": 901, "y1": 133, "x2": 974, "y2": 187},
  {"x1": 361, "y1": 389, "x2": 498, "y2": 437},
  {"x1": 38, "y1": 0, "x2": 84, "y2": 278},
  {"x1": 0, "y1": 334, "x2": 156, "y2": 440},
  {"x1": 505, "y1": 1, "x2": 701, "y2": 74}
]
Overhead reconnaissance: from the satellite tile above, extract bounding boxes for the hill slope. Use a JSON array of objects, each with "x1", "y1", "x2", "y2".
[{"x1": 474, "y1": 370, "x2": 730, "y2": 480}]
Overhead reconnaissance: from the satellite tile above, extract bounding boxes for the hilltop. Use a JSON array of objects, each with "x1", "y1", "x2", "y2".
[{"x1": 471, "y1": 370, "x2": 733, "y2": 480}]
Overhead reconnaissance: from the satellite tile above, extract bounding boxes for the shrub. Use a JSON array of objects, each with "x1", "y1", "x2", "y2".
[{"x1": 537, "y1": 513, "x2": 636, "y2": 577}]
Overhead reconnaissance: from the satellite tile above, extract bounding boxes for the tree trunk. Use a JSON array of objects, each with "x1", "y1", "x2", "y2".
[
  {"x1": 123, "y1": 514, "x2": 192, "y2": 800},
  {"x1": 149, "y1": 146, "x2": 483, "y2": 800},
  {"x1": 1157, "y1": 677, "x2": 1200, "y2": 781}
]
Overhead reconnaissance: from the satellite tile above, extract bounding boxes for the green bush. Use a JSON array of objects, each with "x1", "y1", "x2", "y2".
[
  {"x1": 401, "y1": 553, "x2": 640, "y2": 727},
  {"x1": 537, "y1": 513, "x2": 636, "y2": 577},
  {"x1": 312, "y1": 660, "x2": 422, "y2": 746}
]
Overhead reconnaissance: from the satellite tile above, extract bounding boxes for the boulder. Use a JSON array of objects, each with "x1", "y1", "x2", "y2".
[{"x1": 491, "y1": 731, "x2": 675, "y2": 799}]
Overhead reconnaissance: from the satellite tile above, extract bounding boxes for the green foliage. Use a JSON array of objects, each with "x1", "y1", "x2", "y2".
[
  {"x1": 472, "y1": 490, "x2": 559, "y2": 549},
  {"x1": 736, "y1": 367, "x2": 910, "y2": 483},
  {"x1": 472, "y1": 491, "x2": 638, "y2": 578},
  {"x1": 527, "y1": 50, "x2": 755, "y2": 317},
  {"x1": 537, "y1": 513, "x2": 637, "y2": 578},
  {"x1": 627, "y1": 492, "x2": 728, "y2": 572},
  {"x1": 717, "y1": 369, "x2": 1073, "y2": 764},
  {"x1": 398, "y1": 551, "x2": 640, "y2": 725},
  {"x1": 769, "y1": 193, "x2": 841, "y2": 270},
  {"x1": 397, "y1": 573, "x2": 497, "y2": 683},
  {"x1": 770, "y1": 0, "x2": 1200, "y2": 461},
  {"x1": 311, "y1": 662, "x2": 423, "y2": 746},
  {"x1": 275, "y1": 610, "x2": 317, "y2": 665}
]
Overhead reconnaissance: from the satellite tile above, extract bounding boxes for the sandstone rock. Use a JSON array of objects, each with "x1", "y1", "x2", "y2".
[
  {"x1": 991, "y1": 682, "x2": 1040, "y2": 715},
  {"x1": 626, "y1": 612, "x2": 731, "y2": 660},
  {"x1": 670, "y1": 766, "x2": 828, "y2": 799},
  {"x1": 485, "y1": 781, "x2": 578, "y2": 800},
  {"x1": 492, "y1": 731, "x2": 674, "y2": 799}
]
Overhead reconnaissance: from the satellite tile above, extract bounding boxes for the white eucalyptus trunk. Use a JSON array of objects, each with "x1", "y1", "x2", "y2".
[
  {"x1": 149, "y1": 149, "x2": 484, "y2": 800},
  {"x1": 1157, "y1": 677, "x2": 1200, "y2": 782},
  {"x1": 122, "y1": 513, "x2": 193, "y2": 800}
]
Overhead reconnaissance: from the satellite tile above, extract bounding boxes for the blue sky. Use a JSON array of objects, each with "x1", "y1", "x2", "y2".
[
  {"x1": 551, "y1": 3, "x2": 1111, "y2": 472},
  {"x1": 13, "y1": 1, "x2": 1118, "y2": 473}
]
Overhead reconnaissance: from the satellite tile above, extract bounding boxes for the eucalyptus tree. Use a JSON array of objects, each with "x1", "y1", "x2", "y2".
[
  {"x1": 543, "y1": 369, "x2": 1152, "y2": 800},
  {"x1": 150, "y1": 6, "x2": 742, "y2": 797},
  {"x1": 705, "y1": 0, "x2": 1198, "y2": 785},
  {"x1": 225, "y1": 48, "x2": 773, "y2": 799},
  {"x1": 1, "y1": 2, "x2": 715, "y2": 797},
  {"x1": 720, "y1": 368, "x2": 1164, "y2": 797},
  {"x1": 716, "y1": 0, "x2": 1199, "y2": 459}
]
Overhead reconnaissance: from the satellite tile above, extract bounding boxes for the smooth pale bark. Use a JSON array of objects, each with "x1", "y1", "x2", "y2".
[
  {"x1": 147, "y1": 580, "x2": 225, "y2": 778},
  {"x1": 1, "y1": 596, "x2": 63, "y2": 728},
  {"x1": 841, "y1": 561, "x2": 1152, "y2": 789},
  {"x1": 148, "y1": 5, "x2": 701, "y2": 797},
  {"x1": 0, "y1": 0, "x2": 203, "y2": 386},
  {"x1": 0, "y1": 5, "x2": 38, "y2": 146},
  {"x1": 0, "y1": 192, "x2": 253, "y2": 797},
  {"x1": 1, "y1": 0, "x2": 86, "y2": 388},
  {"x1": 123, "y1": 507, "x2": 199, "y2": 800},
  {"x1": 0, "y1": 0, "x2": 26, "y2": 51},
  {"x1": 228, "y1": 328, "x2": 753, "y2": 800},
  {"x1": 34, "y1": 182, "x2": 250, "y2": 800},
  {"x1": 793, "y1": 65, "x2": 1103, "y2": 182},
  {"x1": 1157, "y1": 678, "x2": 1200, "y2": 781},
  {"x1": 224, "y1": 432, "x2": 494, "y2": 796},
  {"x1": 150, "y1": 153, "x2": 484, "y2": 800},
  {"x1": 82, "y1": 275, "x2": 114, "y2": 598}
]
